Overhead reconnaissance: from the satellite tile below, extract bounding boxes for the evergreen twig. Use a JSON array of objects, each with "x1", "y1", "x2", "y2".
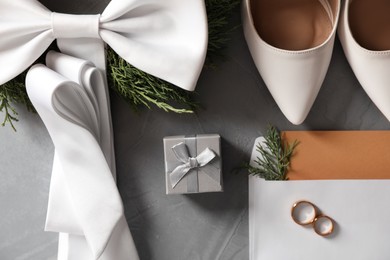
[
  {"x1": 245, "y1": 126, "x2": 299, "y2": 180},
  {"x1": 107, "y1": 48, "x2": 198, "y2": 113},
  {"x1": 0, "y1": 72, "x2": 35, "y2": 131},
  {"x1": 205, "y1": 0, "x2": 241, "y2": 66}
]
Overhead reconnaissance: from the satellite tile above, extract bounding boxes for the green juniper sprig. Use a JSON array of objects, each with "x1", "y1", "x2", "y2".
[
  {"x1": 245, "y1": 126, "x2": 299, "y2": 181},
  {"x1": 205, "y1": 0, "x2": 241, "y2": 66},
  {"x1": 107, "y1": 0, "x2": 241, "y2": 112},
  {"x1": 106, "y1": 47, "x2": 198, "y2": 114},
  {"x1": 0, "y1": 0, "x2": 240, "y2": 130},
  {"x1": 0, "y1": 72, "x2": 35, "y2": 131}
]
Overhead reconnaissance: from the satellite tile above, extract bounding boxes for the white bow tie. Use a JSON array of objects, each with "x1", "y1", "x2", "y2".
[
  {"x1": 1, "y1": 0, "x2": 208, "y2": 259},
  {"x1": 0, "y1": 0, "x2": 208, "y2": 91}
]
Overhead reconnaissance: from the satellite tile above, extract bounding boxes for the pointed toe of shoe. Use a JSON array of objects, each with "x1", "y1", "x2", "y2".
[
  {"x1": 242, "y1": 0, "x2": 340, "y2": 124},
  {"x1": 242, "y1": 23, "x2": 335, "y2": 124},
  {"x1": 338, "y1": 0, "x2": 390, "y2": 122},
  {"x1": 281, "y1": 106, "x2": 310, "y2": 126},
  {"x1": 266, "y1": 78, "x2": 324, "y2": 125},
  {"x1": 283, "y1": 113, "x2": 306, "y2": 126}
]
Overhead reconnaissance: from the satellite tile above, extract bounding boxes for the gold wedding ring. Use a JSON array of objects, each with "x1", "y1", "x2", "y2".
[
  {"x1": 291, "y1": 200, "x2": 334, "y2": 237},
  {"x1": 313, "y1": 215, "x2": 334, "y2": 236},
  {"x1": 291, "y1": 201, "x2": 317, "y2": 225}
]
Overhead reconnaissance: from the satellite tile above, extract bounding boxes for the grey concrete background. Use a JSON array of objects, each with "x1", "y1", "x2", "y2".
[{"x1": 1, "y1": 0, "x2": 389, "y2": 259}]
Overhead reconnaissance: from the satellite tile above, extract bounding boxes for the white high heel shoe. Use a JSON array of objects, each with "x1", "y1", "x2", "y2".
[
  {"x1": 242, "y1": 0, "x2": 340, "y2": 125},
  {"x1": 338, "y1": 0, "x2": 390, "y2": 122}
]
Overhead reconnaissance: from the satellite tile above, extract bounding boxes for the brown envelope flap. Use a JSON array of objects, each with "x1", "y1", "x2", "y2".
[{"x1": 283, "y1": 131, "x2": 390, "y2": 180}]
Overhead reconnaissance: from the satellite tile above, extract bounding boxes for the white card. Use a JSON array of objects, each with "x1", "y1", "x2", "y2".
[{"x1": 249, "y1": 137, "x2": 390, "y2": 260}]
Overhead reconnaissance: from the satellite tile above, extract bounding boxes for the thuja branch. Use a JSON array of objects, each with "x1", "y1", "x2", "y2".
[
  {"x1": 106, "y1": 47, "x2": 198, "y2": 113},
  {"x1": 245, "y1": 126, "x2": 299, "y2": 181},
  {"x1": 205, "y1": 0, "x2": 241, "y2": 65},
  {"x1": 0, "y1": 72, "x2": 35, "y2": 131}
]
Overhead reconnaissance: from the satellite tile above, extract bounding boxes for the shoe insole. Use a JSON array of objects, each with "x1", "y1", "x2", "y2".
[
  {"x1": 349, "y1": 0, "x2": 390, "y2": 51},
  {"x1": 251, "y1": 0, "x2": 333, "y2": 51}
]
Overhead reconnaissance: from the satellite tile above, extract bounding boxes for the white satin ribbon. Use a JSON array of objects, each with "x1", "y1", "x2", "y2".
[
  {"x1": 0, "y1": 0, "x2": 208, "y2": 91},
  {"x1": 26, "y1": 52, "x2": 139, "y2": 260},
  {"x1": 2, "y1": 1, "x2": 207, "y2": 259}
]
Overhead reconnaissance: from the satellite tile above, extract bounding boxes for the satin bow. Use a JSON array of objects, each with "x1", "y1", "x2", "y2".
[
  {"x1": 0, "y1": 0, "x2": 208, "y2": 91},
  {"x1": 170, "y1": 142, "x2": 216, "y2": 188},
  {"x1": 1, "y1": 0, "x2": 208, "y2": 259}
]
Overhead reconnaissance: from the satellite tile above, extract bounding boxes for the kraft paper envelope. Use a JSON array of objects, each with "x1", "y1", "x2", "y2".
[
  {"x1": 249, "y1": 133, "x2": 390, "y2": 260},
  {"x1": 282, "y1": 131, "x2": 390, "y2": 180}
]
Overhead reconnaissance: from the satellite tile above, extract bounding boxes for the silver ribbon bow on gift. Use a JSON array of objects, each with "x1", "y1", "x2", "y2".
[{"x1": 170, "y1": 142, "x2": 217, "y2": 188}]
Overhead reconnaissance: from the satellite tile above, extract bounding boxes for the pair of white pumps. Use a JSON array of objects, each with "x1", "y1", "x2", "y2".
[{"x1": 243, "y1": 0, "x2": 390, "y2": 125}]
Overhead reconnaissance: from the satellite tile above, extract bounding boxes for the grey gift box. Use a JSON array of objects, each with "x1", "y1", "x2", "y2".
[{"x1": 163, "y1": 134, "x2": 223, "y2": 194}]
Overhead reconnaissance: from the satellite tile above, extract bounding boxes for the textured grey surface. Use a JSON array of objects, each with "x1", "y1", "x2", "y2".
[{"x1": 1, "y1": 0, "x2": 390, "y2": 260}]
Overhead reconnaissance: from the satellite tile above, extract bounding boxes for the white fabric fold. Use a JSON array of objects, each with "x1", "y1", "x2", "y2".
[
  {"x1": 0, "y1": 0, "x2": 208, "y2": 91},
  {"x1": 44, "y1": 51, "x2": 111, "y2": 236},
  {"x1": 47, "y1": 39, "x2": 119, "y2": 260},
  {"x1": 26, "y1": 52, "x2": 139, "y2": 260}
]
